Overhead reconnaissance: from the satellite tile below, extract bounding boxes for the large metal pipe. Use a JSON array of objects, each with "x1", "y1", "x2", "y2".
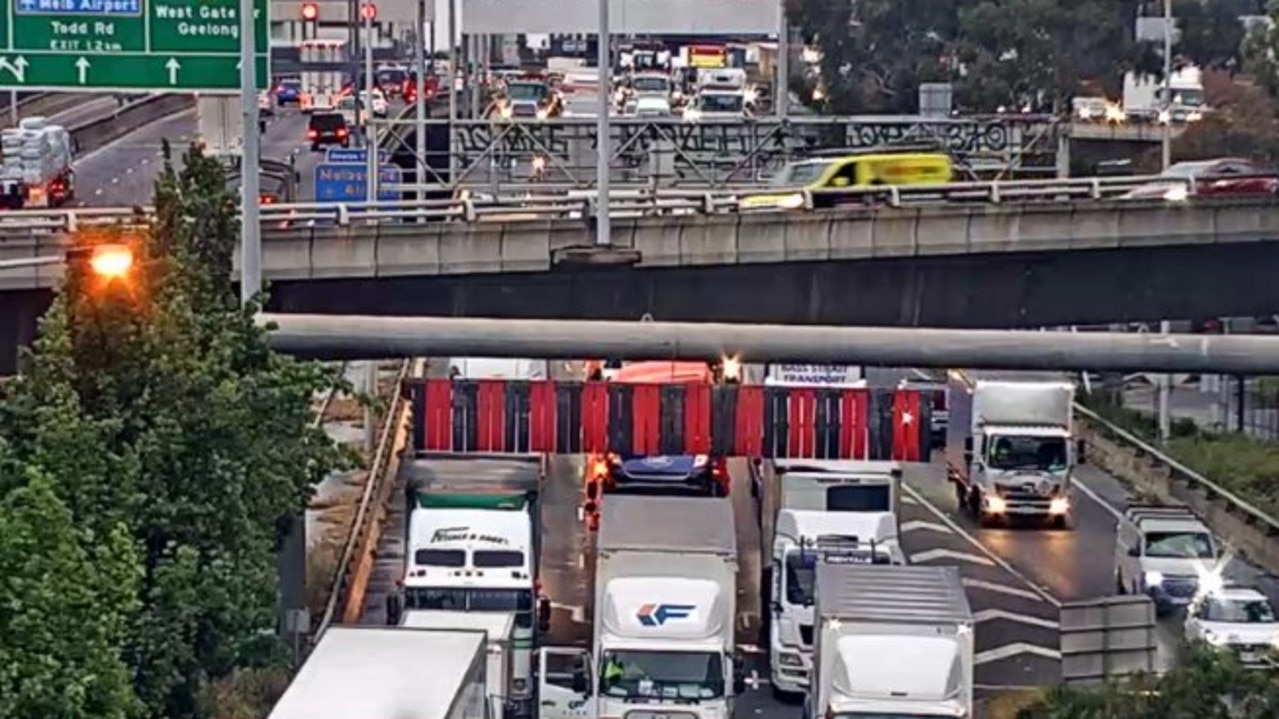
[{"x1": 260, "y1": 314, "x2": 1279, "y2": 373}]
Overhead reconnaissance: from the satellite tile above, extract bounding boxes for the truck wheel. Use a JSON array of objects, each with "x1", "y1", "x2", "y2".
[
  {"x1": 1051, "y1": 514, "x2": 1072, "y2": 531},
  {"x1": 966, "y1": 487, "x2": 982, "y2": 517}
]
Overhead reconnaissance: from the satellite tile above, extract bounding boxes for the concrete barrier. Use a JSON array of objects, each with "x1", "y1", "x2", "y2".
[
  {"x1": 1078, "y1": 420, "x2": 1279, "y2": 577},
  {"x1": 68, "y1": 93, "x2": 194, "y2": 156}
]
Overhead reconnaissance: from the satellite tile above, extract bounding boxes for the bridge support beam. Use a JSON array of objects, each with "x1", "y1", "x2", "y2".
[{"x1": 261, "y1": 314, "x2": 1279, "y2": 374}]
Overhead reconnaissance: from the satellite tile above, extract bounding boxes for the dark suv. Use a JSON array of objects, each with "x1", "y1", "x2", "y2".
[{"x1": 307, "y1": 112, "x2": 349, "y2": 151}]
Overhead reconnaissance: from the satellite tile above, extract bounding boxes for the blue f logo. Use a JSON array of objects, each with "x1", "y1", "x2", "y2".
[{"x1": 636, "y1": 603, "x2": 695, "y2": 626}]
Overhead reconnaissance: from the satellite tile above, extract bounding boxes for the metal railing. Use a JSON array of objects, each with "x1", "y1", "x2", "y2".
[
  {"x1": 1075, "y1": 402, "x2": 1279, "y2": 536},
  {"x1": 0, "y1": 174, "x2": 1219, "y2": 233},
  {"x1": 313, "y1": 358, "x2": 415, "y2": 640}
]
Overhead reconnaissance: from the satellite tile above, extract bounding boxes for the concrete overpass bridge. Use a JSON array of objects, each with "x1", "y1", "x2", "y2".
[{"x1": 2, "y1": 192, "x2": 1277, "y2": 373}]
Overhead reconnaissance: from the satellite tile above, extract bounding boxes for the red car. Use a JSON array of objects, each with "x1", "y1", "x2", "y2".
[{"x1": 1123, "y1": 158, "x2": 1279, "y2": 201}]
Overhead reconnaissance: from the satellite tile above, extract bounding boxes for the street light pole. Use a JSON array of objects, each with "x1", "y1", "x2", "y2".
[
  {"x1": 595, "y1": 0, "x2": 611, "y2": 247},
  {"x1": 239, "y1": 0, "x2": 261, "y2": 306},
  {"x1": 415, "y1": 0, "x2": 428, "y2": 203},
  {"x1": 364, "y1": 8, "x2": 378, "y2": 199},
  {"x1": 1161, "y1": 0, "x2": 1172, "y2": 171}
]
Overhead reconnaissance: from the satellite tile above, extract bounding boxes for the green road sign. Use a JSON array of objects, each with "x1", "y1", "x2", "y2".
[{"x1": 0, "y1": 0, "x2": 269, "y2": 92}]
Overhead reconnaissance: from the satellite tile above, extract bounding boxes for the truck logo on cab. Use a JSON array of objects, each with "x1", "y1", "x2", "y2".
[{"x1": 636, "y1": 603, "x2": 695, "y2": 626}]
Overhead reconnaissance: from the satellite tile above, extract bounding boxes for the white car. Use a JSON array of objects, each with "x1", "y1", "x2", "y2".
[
  {"x1": 257, "y1": 90, "x2": 274, "y2": 116},
  {"x1": 1185, "y1": 586, "x2": 1279, "y2": 667}
]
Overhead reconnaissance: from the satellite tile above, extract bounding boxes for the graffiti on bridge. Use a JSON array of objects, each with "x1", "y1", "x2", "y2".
[{"x1": 439, "y1": 116, "x2": 1053, "y2": 186}]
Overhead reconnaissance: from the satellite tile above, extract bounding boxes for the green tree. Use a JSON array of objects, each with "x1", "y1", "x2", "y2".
[
  {"x1": 1174, "y1": 0, "x2": 1250, "y2": 70},
  {"x1": 0, "y1": 457, "x2": 140, "y2": 719},
  {"x1": 1244, "y1": 0, "x2": 1279, "y2": 97},
  {"x1": 1018, "y1": 643, "x2": 1279, "y2": 718},
  {"x1": 0, "y1": 144, "x2": 350, "y2": 718}
]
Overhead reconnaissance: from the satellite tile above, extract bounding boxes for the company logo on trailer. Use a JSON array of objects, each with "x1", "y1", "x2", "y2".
[{"x1": 636, "y1": 603, "x2": 695, "y2": 626}]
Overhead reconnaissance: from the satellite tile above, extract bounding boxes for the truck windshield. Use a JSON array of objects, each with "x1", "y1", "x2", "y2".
[
  {"x1": 826, "y1": 484, "x2": 892, "y2": 512},
  {"x1": 770, "y1": 161, "x2": 835, "y2": 187},
  {"x1": 633, "y1": 76, "x2": 669, "y2": 93},
  {"x1": 1144, "y1": 531, "x2": 1215, "y2": 559},
  {"x1": 599, "y1": 650, "x2": 724, "y2": 700},
  {"x1": 405, "y1": 587, "x2": 534, "y2": 627},
  {"x1": 784, "y1": 550, "x2": 892, "y2": 606},
  {"x1": 698, "y1": 93, "x2": 743, "y2": 112},
  {"x1": 986, "y1": 435, "x2": 1067, "y2": 471}
]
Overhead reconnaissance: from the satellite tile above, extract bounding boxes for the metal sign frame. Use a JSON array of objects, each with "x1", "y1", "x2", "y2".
[
  {"x1": 460, "y1": 0, "x2": 777, "y2": 35},
  {"x1": 381, "y1": 115, "x2": 1062, "y2": 192}
]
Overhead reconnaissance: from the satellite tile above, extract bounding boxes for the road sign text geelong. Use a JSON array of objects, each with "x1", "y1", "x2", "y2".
[{"x1": 0, "y1": 0, "x2": 270, "y2": 91}]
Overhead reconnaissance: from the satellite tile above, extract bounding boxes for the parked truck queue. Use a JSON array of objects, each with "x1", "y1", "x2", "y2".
[{"x1": 269, "y1": 357, "x2": 1279, "y2": 719}]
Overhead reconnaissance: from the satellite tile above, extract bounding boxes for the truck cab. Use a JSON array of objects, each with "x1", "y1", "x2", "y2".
[
  {"x1": 945, "y1": 373, "x2": 1081, "y2": 528},
  {"x1": 810, "y1": 565, "x2": 973, "y2": 719},
  {"x1": 1115, "y1": 504, "x2": 1218, "y2": 616},
  {"x1": 540, "y1": 496, "x2": 745, "y2": 719},
  {"x1": 387, "y1": 455, "x2": 549, "y2": 717},
  {"x1": 770, "y1": 510, "x2": 904, "y2": 696},
  {"x1": 401, "y1": 610, "x2": 517, "y2": 716}
]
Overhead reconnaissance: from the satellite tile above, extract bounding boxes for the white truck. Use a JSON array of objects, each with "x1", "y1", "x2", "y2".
[
  {"x1": 809, "y1": 564, "x2": 974, "y2": 719},
  {"x1": 769, "y1": 509, "x2": 905, "y2": 696},
  {"x1": 268, "y1": 626, "x2": 490, "y2": 719},
  {"x1": 402, "y1": 611, "x2": 517, "y2": 716},
  {"x1": 945, "y1": 373, "x2": 1081, "y2": 529},
  {"x1": 538, "y1": 495, "x2": 745, "y2": 719},
  {"x1": 1122, "y1": 66, "x2": 1206, "y2": 123},
  {"x1": 0, "y1": 117, "x2": 74, "y2": 209},
  {"x1": 385, "y1": 453, "x2": 549, "y2": 718}
]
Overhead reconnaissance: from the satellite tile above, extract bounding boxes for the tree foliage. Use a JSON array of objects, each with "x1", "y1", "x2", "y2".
[
  {"x1": 786, "y1": 0, "x2": 1252, "y2": 113},
  {"x1": 1244, "y1": 0, "x2": 1279, "y2": 98},
  {"x1": 0, "y1": 144, "x2": 349, "y2": 719},
  {"x1": 1018, "y1": 644, "x2": 1279, "y2": 718}
]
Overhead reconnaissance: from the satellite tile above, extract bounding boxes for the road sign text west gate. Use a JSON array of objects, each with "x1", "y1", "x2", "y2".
[{"x1": 0, "y1": 0, "x2": 269, "y2": 91}]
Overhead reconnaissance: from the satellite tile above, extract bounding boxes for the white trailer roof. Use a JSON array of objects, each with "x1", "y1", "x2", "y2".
[
  {"x1": 268, "y1": 627, "x2": 484, "y2": 719},
  {"x1": 816, "y1": 564, "x2": 972, "y2": 625},
  {"x1": 599, "y1": 495, "x2": 735, "y2": 555},
  {"x1": 401, "y1": 610, "x2": 516, "y2": 637}
]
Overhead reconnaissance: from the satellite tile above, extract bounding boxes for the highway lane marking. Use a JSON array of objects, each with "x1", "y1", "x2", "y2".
[
  {"x1": 910, "y1": 549, "x2": 995, "y2": 567},
  {"x1": 901, "y1": 494, "x2": 919, "y2": 505},
  {"x1": 962, "y1": 578, "x2": 1050, "y2": 603},
  {"x1": 902, "y1": 482, "x2": 1061, "y2": 607},
  {"x1": 973, "y1": 608, "x2": 1060, "y2": 630},
  {"x1": 975, "y1": 642, "x2": 1062, "y2": 664},
  {"x1": 901, "y1": 519, "x2": 952, "y2": 535},
  {"x1": 75, "y1": 107, "x2": 196, "y2": 166},
  {"x1": 1071, "y1": 472, "x2": 1125, "y2": 523}
]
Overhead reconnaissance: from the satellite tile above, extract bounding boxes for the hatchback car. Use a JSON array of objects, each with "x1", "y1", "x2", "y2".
[{"x1": 307, "y1": 112, "x2": 350, "y2": 151}]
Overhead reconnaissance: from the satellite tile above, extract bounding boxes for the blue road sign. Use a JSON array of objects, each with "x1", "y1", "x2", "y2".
[
  {"x1": 325, "y1": 148, "x2": 391, "y2": 164},
  {"x1": 314, "y1": 163, "x2": 402, "y2": 202}
]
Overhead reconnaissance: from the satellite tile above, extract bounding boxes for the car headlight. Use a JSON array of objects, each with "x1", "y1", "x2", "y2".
[
  {"x1": 1049, "y1": 497, "x2": 1070, "y2": 515},
  {"x1": 777, "y1": 193, "x2": 804, "y2": 210},
  {"x1": 1144, "y1": 570, "x2": 1164, "y2": 587},
  {"x1": 693, "y1": 455, "x2": 709, "y2": 468},
  {"x1": 778, "y1": 652, "x2": 803, "y2": 667},
  {"x1": 985, "y1": 495, "x2": 1007, "y2": 513},
  {"x1": 1163, "y1": 184, "x2": 1189, "y2": 202}
]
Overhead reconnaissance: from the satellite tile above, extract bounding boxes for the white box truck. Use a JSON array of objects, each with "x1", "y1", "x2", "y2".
[
  {"x1": 809, "y1": 564, "x2": 974, "y2": 719},
  {"x1": 538, "y1": 495, "x2": 745, "y2": 719},
  {"x1": 269, "y1": 627, "x2": 489, "y2": 719},
  {"x1": 386, "y1": 453, "x2": 549, "y2": 718},
  {"x1": 402, "y1": 610, "x2": 516, "y2": 715},
  {"x1": 769, "y1": 509, "x2": 905, "y2": 697},
  {"x1": 945, "y1": 372, "x2": 1082, "y2": 529}
]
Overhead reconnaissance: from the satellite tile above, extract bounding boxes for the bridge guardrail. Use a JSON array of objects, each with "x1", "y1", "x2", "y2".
[
  {"x1": 1074, "y1": 402, "x2": 1279, "y2": 574},
  {"x1": 0, "y1": 174, "x2": 1210, "y2": 234}
]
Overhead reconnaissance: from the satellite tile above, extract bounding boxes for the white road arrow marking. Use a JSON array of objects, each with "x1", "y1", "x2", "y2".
[
  {"x1": 973, "y1": 608, "x2": 1060, "y2": 630},
  {"x1": 974, "y1": 642, "x2": 1061, "y2": 665},
  {"x1": 909, "y1": 549, "x2": 994, "y2": 566},
  {"x1": 165, "y1": 57, "x2": 181, "y2": 85},
  {"x1": 962, "y1": 578, "x2": 1050, "y2": 603},
  {"x1": 0, "y1": 55, "x2": 28, "y2": 83},
  {"x1": 900, "y1": 519, "x2": 952, "y2": 535},
  {"x1": 74, "y1": 57, "x2": 89, "y2": 84}
]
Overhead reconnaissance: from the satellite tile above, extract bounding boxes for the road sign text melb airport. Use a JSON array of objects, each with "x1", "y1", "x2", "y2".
[{"x1": 0, "y1": 0, "x2": 269, "y2": 91}]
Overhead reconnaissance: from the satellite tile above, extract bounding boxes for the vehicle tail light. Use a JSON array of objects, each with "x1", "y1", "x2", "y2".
[
  {"x1": 336, "y1": 127, "x2": 348, "y2": 137},
  {"x1": 259, "y1": 193, "x2": 277, "y2": 204},
  {"x1": 307, "y1": 129, "x2": 317, "y2": 138}
]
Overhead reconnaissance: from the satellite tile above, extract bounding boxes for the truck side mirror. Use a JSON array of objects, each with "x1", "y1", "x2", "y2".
[
  {"x1": 385, "y1": 594, "x2": 402, "y2": 626},
  {"x1": 963, "y1": 437, "x2": 973, "y2": 453},
  {"x1": 537, "y1": 596, "x2": 552, "y2": 632},
  {"x1": 1076, "y1": 439, "x2": 1087, "y2": 464},
  {"x1": 571, "y1": 668, "x2": 589, "y2": 694}
]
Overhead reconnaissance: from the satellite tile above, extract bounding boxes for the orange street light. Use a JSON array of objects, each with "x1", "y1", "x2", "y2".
[{"x1": 88, "y1": 243, "x2": 134, "y2": 279}]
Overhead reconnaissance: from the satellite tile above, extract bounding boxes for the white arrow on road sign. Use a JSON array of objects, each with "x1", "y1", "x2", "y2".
[
  {"x1": 74, "y1": 57, "x2": 90, "y2": 84},
  {"x1": 165, "y1": 58, "x2": 181, "y2": 85},
  {"x1": 0, "y1": 56, "x2": 28, "y2": 83}
]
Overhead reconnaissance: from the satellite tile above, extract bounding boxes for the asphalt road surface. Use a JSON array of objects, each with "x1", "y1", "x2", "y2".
[{"x1": 71, "y1": 105, "x2": 384, "y2": 207}]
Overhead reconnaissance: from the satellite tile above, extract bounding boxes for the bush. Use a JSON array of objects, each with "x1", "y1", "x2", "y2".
[{"x1": 1079, "y1": 392, "x2": 1279, "y2": 516}]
